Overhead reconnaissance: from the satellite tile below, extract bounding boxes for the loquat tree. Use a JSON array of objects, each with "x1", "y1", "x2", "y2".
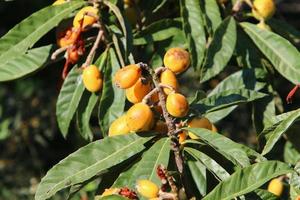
[{"x1": 1, "y1": 0, "x2": 300, "y2": 199}]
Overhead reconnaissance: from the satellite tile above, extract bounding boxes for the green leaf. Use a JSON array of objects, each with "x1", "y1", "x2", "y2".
[
  {"x1": 0, "y1": 2, "x2": 85, "y2": 67},
  {"x1": 290, "y1": 163, "x2": 300, "y2": 193},
  {"x1": 140, "y1": 0, "x2": 168, "y2": 14},
  {"x1": 180, "y1": 0, "x2": 206, "y2": 70},
  {"x1": 185, "y1": 128, "x2": 250, "y2": 167},
  {"x1": 56, "y1": 66, "x2": 85, "y2": 137},
  {"x1": 284, "y1": 141, "x2": 300, "y2": 165},
  {"x1": 134, "y1": 18, "x2": 182, "y2": 45},
  {"x1": 76, "y1": 50, "x2": 108, "y2": 141},
  {"x1": 261, "y1": 108, "x2": 300, "y2": 155},
  {"x1": 185, "y1": 147, "x2": 230, "y2": 181},
  {"x1": 241, "y1": 22, "x2": 300, "y2": 85},
  {"x1": 187, "y1": 158, "x2": 207, "y2": 196},
  {"x1": 246, "y1": 189, "x2": 280, "y2": 200},
  {"x1": 201, "y1": 17, "x2": 237, "y2": 83},
  {"x1": 203, "y1": 0, "x2": 222, "y2": 34},
  {"x1": 191, "y1": 89, "x2": 268, "y2": 114},
  {"x1": 0, "y1": 45, "x2": 54, "y2": 81},
  {"x1": 34, "y1": 134, "x2": 152, "y2": 200},
  {"x1": 99, "y1": 49, "x2": 125, "y2": 136},
  {"x1": 203, "y1": 161, "x2": 292, "y2": 200},
  {"x1": 99, "y1": 195, "x2": 128, "y2": 200},
  {"x1": 113, "y1": 138, "x2": 171, "y2": 189}
]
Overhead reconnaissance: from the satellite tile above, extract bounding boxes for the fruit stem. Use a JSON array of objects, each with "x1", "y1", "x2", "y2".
[
  {"x1": 142, "y1": 87, "x2": 159, "y2": 105},
  {"x1": 83, "y1": 28, "x2": 104, "y2": 67}
]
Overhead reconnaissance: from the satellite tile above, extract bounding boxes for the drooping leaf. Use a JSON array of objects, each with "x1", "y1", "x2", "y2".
[
  {"x1": 187, "y1": 157, "x2": 207, "y2": 196},
  {"x1": 56, "y1": 66, "x2": 85, "y2": 137},
  {"x1": 0, "y1": 2, "x2": 85, "y2": 66},
  {"x1": 180, "y1": 0, "x2": 206, "y2": 70},
  {"x1": 261, "y1": 108, "x2": 300, "y2": 155},
  {"x1": 284, "y1": 141, "x2": 300, "y2": 165},
  {"x1": 186, "y1": 128, "x2": 249, "y2": 167},
  {"x1": 0, "y1": 45, "x2": 54, "y2": 81},
  {"x1": 185, "y1": 147, "x2": 230, "y2": 181},
  {"x1": 203, "y1": 0, "x2": 222, "y2": 34},
  {"x1": 98, "y1": 49, "x2": 125, "y2": 136},
  {"x1": 201, "y1": 17, "x2": 236, "y2": 83},
  {"x1": 134, "y1": 18, "x2": 182, "y2": 45},
  {"x1": 241, "y1": 22, "x2": 300, "y2": 85},
  {"x1": 34, "y1": 134, "x2": 152, "y2": 200},
  {"x1": 203, "y1": 161, "x2": 292, "y2": 200},
  {"x1": 191, "y1": 89, "x2": 268, "y2": 115},
  {"x1": 113, "y1": 138, "x2": 171, "y2": 189},
  {"x1": 76, "y1": 50, "x2": 109, "y2": 141}
]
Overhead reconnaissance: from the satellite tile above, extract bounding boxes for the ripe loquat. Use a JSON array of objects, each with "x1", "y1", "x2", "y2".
[
  {"x1": 163, "y1": 47, "x2": 190, "y2": 74},
  {"x1": 136, "y1": 179, "x2": 159, "y2": 199},
  {"x1": 101, "y1": 188, "x2": 120, "y2": 197},
  {"x1": 114, "y1": 64, "x2": 141, "y2": 89},
  {"x1": 252, "y1": 0, "x2": 275, "y2": 21},
  {"x1": 126, "y1": 103, "x2": 154, "y2": 132},
  {"x1": 125, "y1": 79, "x2": 151, "y2": 103},
  {"x1": 82, "y1": 65, "x2": 103, "y2": 92},
  {"x1": 166, "y1": 93, "x2": 189, "y2": 118},
  {"x1": 188, "y1": 117, "x2": 214, "y2": 139},
  {"x1": 108, "y1": 115, "x2": 131, "y2": 136},
  {"x1": 73, "y1": 6, "x2": 99, "y2": 29},
  {"x1": 178, "y1": 131, "x2": 187, "y2": 144},
  {"x1": 267, "y1": 178, "x2": 284, "y2": 196},
  {"x1": 160, "y1": 69, "x2": 179, "y2": 95}
]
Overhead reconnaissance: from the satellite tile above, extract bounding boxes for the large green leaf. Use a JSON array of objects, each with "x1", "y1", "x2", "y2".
[
  {"x1": 191, "y1": 89, "x2": 268, "y2": 115},
  {"x1": 284, "y1": 141, "x2": 300, "y2": 165},
  {"x1": 185, "y1": 147, "x2": 230, "y2": 181},
  {"x1": 76, "y1": 50, "x2": 108, "y2": 141},
  {"x1": 186, "y1": 128, "x2": 249, "y2": 167},
  {"x1": 0, "y1": 45, "x2": 54, "y2": 81},
  {"x1": 246, "y1": 189, "x2": 280, "y2": 200},
  {"x1": 203, "y1": 0, "x2": 222, "y2": 34},
  {"x1": 187, "y1": 157, "x2": 207, "y2": 196},
  {"x1": 261, "y1": 108, "x2": 300, "y2": 155},
  {"x1": 203, "y1": 161, "x2": 292, "y2": 200},
  {"x1": 113, "y1": 138, "x2": 170, "y2": 189},
  {"x1": 241, "y1": 22, "x2": 300, "y2": 85},
  {"x1": 98, "y1": 49, "x2": 125, "y2": 136},
  {"x1": 290, "y1": 163, "x2": 300, "y2": 193},
  {"x1": 56, "y1": 66, "x2": 85, "y2": 137},
  {"x1": 35, "y1": 134, "x2": 152, "y2": 200},
  {"x1": 201, "y1": 17, "x2": 236, "y2": 83},
  {"x1": 180, "y1": 0, "x2": 206, "y2": 70},
  {"x1": 0, "y1": 1, "x2": 85, "y2": 67},
  {"x1": 99, "y1": 195, "x2": 128, "y2": 200},
  {"x1": 134, "y1": 18, "x2": 182, "y2": 45}
]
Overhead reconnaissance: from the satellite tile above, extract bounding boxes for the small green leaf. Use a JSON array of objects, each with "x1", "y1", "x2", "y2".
[
  {"x1": 203, "y1": 0, "x2": 222, "y2": 34},
  {"x1": 34, "y1": 134, "x2": 152, "y2": 200},
  {"x1": 241, "y1": 22, "x2": 300, "y2": 85},
  {"x1": 99, "y1": 48, "x2": 125, "y2": 136},
  {"x1": 56, "y1": 66, "x2": 85, "y2": 138},
  {"x1": 0, "y1": 2, "x2": 85, "y2": 67},
  {"x1": 284, "y1": 141, "x2": 300, "y2": 165},
  {"x1": 201, "y1": 17, "x2": 236, "y2": 83},
  {"x1": 180, "y1": 0, "x2": 206, "y2": 70},
  {"x1": 203, "y1": 161, "x2": 292, "y2": 200},
  {"x1": 0, "y1": 45, "x2": 54, "y2": 81},
  {"x1": 261, "y1": 108, "x2": 300, "y2": 155},
  {"x1": 187, "y1": 157, "x2": 207, "y2": 196},
  {"x1": 290, "y1": 163, "x2": 300, "y2": 193},
  {"x1": 113, "y1": 138, "x2": 171, "y2": 189}
]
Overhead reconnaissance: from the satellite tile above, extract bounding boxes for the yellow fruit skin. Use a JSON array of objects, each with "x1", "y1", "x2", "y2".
[
  {"x1": 268, "y1": 178, "x2": 283, "y2": 196},
  {"x1": 82, "y1": 65, "x2": 103, "y2": 92},
  {"x1": 166, "y1": 93, "x2": 189, "y2": 118},
  {"x1": 126, "y1": 103, "x2": 154, "y2": 132},
  {"x1": 252, "y1": 0, "x2": 275, "y2": 20},
  {"x1": 257, "y1": 21, "x2": 271, "y2": 31},
  {"x1": 114, "y1": 64, "x2": 141, "y2": 89},
  {"x1": 73, "y1": 6, "x2": 99, "y2": 28},
  {"x1": 211, "y1": 124, "x2": 218, "y2": 133},
  {"x1": 188, "y1": 117, "x2": 213, "y2": 139},
  {"x1": 136, "y1": 180, "x2": 159, "y2": 199},
  {"x1": 126, "y1": 79, "x2": 151, "y2": 103},
  {"x1": 53, "y1": 0, "x2": 65, "y2": 5},
  {"x1": 163, "y1": 47, "x2": 190, "y2": 74},
  {"x1": 178, "y1": 131, "x2": 187, "y2": 144},
  {"x1": 295, "y1": 195, "x2": 300, "y2": 200},
  {"x1": 108, "y1": 115, "x2": 131, "y2": 136},
  {"x1": 160, "y1": 69, "x2": 179, "y2": 95},
  {"x1": 101, "y1": 188, "x2": 120, "y2": 197},
  {"x1": 154, "y1": 121, "x2": 168, "y2": 134}
]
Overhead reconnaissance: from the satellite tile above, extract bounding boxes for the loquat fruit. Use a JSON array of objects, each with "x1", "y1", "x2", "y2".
[
  {"x1": 126, "y1": 103, "x2": 154, "y2": 132},
  {"x1": 108, "y1": 115, "x2": 131, "y2": 136},
  {"x1": 188, "y1": 117, "x2": 214, "y2": 139},
  {"x1": 178, "y1": 131, "x2": 187, "y2": 144},
  {"x1": 163, "y1": 47, "x2": 190, "y2": 74},
  {"x1": 114, "y1": 64, "x2": 141, "y2": 89},
  {"x1": 295, "y1": 195, "x2": 300, "y2": 200},
  {"x1": 252, "y1": 0, "x2": 275, "y2": 21},
  {"x1": 82, "y1": 65, "x2": 103, "y2": 92},
  {"x1": 73, "y1": 6, "x2": 99, "y2": 29},
  {"x1": 125, "y1": 79, "x2": 151, "y2": 103},
  {"x1": 136, "y1": 179, "x2": 159, "y2": 199},
  {"x1": 160, "y1": 69, "x2": 179, "y2": 95},
  {"x1": 166, "y1": 93, "x2": 189, "y2": 118},
  {"x1": 101, "y1": 188, "x2": 120, "y2": 197},
  {"x1": 267, "y1": 178, "x2": 284, "y2": 196}
]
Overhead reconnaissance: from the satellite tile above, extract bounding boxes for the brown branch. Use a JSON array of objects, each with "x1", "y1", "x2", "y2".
[{"x1": 142, "y1": 87, "x2": 159, "y2": 105}]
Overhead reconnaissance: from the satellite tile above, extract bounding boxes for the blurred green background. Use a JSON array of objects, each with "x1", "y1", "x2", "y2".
[{"x1": 0, "y1": 0, "x2": 300, "y2": 199}]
